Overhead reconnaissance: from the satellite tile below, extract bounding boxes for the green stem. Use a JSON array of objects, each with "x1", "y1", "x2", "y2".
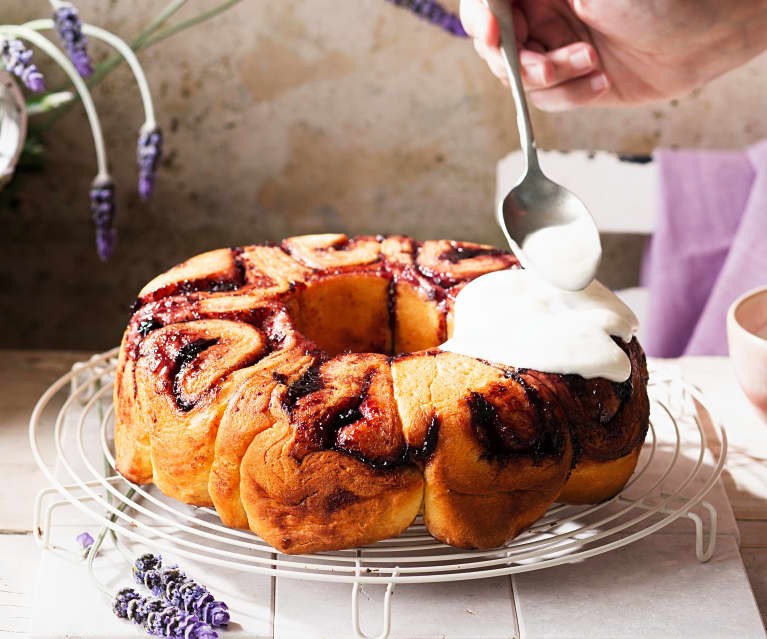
[
  {"x1": 77, "y1": 0, "x2": 190, "y2": 90},
  {"x1": 137, "y1": 0, "x2": 241, "y2": 49},
  {"x1": 87, "y1": 487, "x2": 136, "y2": 589},
  {"x1": 35, "y1": 0, "x2": 241, "y2": 131},
  {"x1": 24, "y1": 90, "x2": 74, "y2": 115},
  {"x1": 132, "y1": 0, "x2": 189, "y2": 48}
]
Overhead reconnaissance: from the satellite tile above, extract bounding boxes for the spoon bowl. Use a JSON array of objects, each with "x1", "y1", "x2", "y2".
[
  {"x1": 498, "y1": 167, "x2": 602, "y2": 291},
  {"x1": 486, "y1": 0, "x2": 601, "y2": 291}
]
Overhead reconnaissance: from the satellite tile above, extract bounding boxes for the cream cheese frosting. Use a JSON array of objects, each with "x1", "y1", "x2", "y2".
[{"x1": 440, "y1": 268, "x2": 638, "y2": 382}]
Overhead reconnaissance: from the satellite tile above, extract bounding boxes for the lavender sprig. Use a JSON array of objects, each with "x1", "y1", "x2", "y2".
[
  {"x1": 113, "y1": 587, "x2": 218, "y2": 639},
  {"x1": 76, "y1": 531, "x2": 94, "y2": 558},
  {"x1": 90, "y1": 178, "x2": 116, "y2": 261},
  {"x1": 137, "y1": 126, "x2": 163, "y2": 200},
  {"x1": 53, "y1": 2, "x2": 94, "y2": 77},
  {"x1": 385, "y1": 0, "x2": 468, "y2": 37},
  {"x1": 133, "y1": 554, "x2": 230, "y2": 628},
  {"x1": 1, "y1": 38, "x2": 45, "y2": 91}
]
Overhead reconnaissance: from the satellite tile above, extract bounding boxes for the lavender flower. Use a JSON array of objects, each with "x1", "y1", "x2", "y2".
[
  {"x1": 112, "y1": 587, "x2": 218, "y2": 639},
  {"x1": 90, "y1": 178, "x2": 116, "y2": 261},
  {"x1": 113, "y1": 587, "x2": 142, "y2": 620},
  {"x1": 137, "y1": 126, "x2": 163, "y2": 200},
  {"x1": 53, "y1": 2, "x2": 93, "y2": 77},
  {"x1": 133, "y1": 554, "x2": 230, "y2": 628},
  {"x1": 1, "y1": 38, "x2": 45, "y2": 91},
  {"x1": 133, "y1": 552, "x2": 163, "y2": 582},
  {"x1": 385, "y1": 0, "x2": 468, "y2": 37},
  {"x1": 76, "y1": 531, "x2": 94, "y2": 557}
]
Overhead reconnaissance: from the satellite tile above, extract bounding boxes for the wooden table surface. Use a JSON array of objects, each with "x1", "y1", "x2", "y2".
[{"x1": 1, "y1": 350, "x2": 765, "y2": 636}]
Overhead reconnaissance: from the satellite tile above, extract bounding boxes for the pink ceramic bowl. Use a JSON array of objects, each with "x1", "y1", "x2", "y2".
[{"x1": 727, "y1": 285, "x2": 767, "y2": 422}]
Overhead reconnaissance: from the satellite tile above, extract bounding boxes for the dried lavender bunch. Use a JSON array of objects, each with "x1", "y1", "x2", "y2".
[
  {"x1": 133, "y1": 554, "x2": 230, "y2": 628},
  {"x1": 53, "y1": 2, "x2": 93, "y2": 77},
  {"x1": 385, "y1": 0, "x2": 468, "y2": 37},
  {"x1": 1, "y1": 38, "x2": 45, "y2": 91},
  {"x1": 112, "y1": 587, "x2": 218, "y2": 639},
  {"x1": 137, "y1": 126, "x2": 163, "y2": 200},
  {"x1": 90, "y1": 178, "x2": 116, "y2": 262}
]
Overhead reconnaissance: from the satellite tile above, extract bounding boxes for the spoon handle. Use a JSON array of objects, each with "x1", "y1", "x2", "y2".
[{"x1": 484, "y1": 0, "x2": 540, "y2": 173}]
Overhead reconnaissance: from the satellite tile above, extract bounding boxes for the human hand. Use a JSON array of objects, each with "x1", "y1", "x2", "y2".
[{"x1": 460, "y1": 0, "x2": 767, "y2": 111}]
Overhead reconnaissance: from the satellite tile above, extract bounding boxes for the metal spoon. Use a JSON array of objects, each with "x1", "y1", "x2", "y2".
[{"x1": 485, "y1": 0, "x2": 601, "y2": 291}]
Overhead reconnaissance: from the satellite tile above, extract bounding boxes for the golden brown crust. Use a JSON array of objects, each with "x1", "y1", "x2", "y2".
[
  {"x1": 238, "y1": 353, "x2": 424, "y2": 553},
  {"x1": 240, "y1": 444, "x2": 423, "y2": 554},
  {"x1": 114, "y1": 296, "x2": 294, "y2": 487},
  {"x1": 282, "y1": 233, "x2": 382, "y2": 270},
  {"x1": 416, "y1": 240, "x2": 517, "y2": 288},
  {"x1": 114, "y1": 329, "x2": 153, "y2": 484},
  {"x1": 392, "y1": 351, "x2": 573, "y2": 549},
  {"x1": 557, "y1": 446, "x2": 642, "y2": 504},
  {"x1": 292, "y1": 272, "x2": 391, "y2": 356},
  {"x1": 209, "y1": 340, "x2": 319, "y2": 529},
  {"x1": 114, "y1": 233, "x2": 648, "y2": 553},
  {"x1": 556, "y1": 338, "x2": 650, "y2": 503},
  {"x1": 135, "y1": 319, "x2": 269, "y2": 505},
  {"x1": 392, "y1": 280, "x2": 446, "y2": 354}
]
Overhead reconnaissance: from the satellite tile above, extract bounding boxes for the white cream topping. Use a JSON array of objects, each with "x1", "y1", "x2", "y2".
[
  {"x1": 440, "y1": 268, "x2": 638, "y2": 382},
  {"x1": 519, "y1": 216, "x2": 602, "y2": 292}
]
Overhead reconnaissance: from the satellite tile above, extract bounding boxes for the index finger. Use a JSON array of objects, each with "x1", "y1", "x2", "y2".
[{"x1": 460, "y1": 0, "x2": 499, "y2": 45}]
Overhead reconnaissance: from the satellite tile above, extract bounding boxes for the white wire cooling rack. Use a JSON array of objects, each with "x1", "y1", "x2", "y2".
[{"x1": 29, "y1": 349, "x2": 728, "y2": 639}]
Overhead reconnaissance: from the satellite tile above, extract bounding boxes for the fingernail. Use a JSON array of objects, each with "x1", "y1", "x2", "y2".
[
  {"x1": 570, "y1": 48, "x2": 593, "y2": 71},
  {"x1": 591, "y1": 73, "x2": 609, "y2": 92}
]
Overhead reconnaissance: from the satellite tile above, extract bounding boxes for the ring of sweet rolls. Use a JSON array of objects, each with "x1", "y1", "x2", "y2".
[{"x1": 115, "y1": 233, "x2": 650, "y2": 554}]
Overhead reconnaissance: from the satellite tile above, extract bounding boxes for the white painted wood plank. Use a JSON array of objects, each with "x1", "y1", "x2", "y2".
[
  {"x1": 275, "y1": 573, "x2": 517, "y2": 639},
  {"x1": 0, "y1": 533, "x2": 41, "y2": 636},
  {"x1": 513, "y1": 534, "x2": 766, "y2": 639},
  {"x1": 0, "y1": 350, "x2": 92, "y2": 532}
]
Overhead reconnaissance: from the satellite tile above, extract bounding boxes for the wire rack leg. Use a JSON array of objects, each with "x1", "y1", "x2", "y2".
[
  {"x1": 33, "y1": 487, "x2": 60, "y2": 547},
  {"x1": 33, "y1": 479, "x2": 122, "y2": 548},
  {"x1": 687, "y1": 500, "x2": 717, "y2": 563},
  {"x1": 624, "y1": 492, "x2": 720, "y2": 563},
  {"x1": 352, "y1": 560, "x2": 399, "y2": 639}
]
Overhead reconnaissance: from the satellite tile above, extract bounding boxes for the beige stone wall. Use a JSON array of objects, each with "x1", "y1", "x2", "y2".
[{"x1": 2, "y1": 0, "x2": 766, "y2": 348}]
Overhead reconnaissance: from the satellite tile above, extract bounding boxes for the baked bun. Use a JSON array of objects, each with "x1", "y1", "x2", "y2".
[
  {"x1": 114, "y1": 234, "x2": 649, "y2": 552},
  {"x1": 556, "y1": 339, "x2": 650, "y2": 503}
]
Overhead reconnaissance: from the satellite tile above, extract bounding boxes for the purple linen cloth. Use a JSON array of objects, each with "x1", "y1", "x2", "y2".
[{"x1": 641, "y1": 139, "x2": 767, "y2": 357}]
